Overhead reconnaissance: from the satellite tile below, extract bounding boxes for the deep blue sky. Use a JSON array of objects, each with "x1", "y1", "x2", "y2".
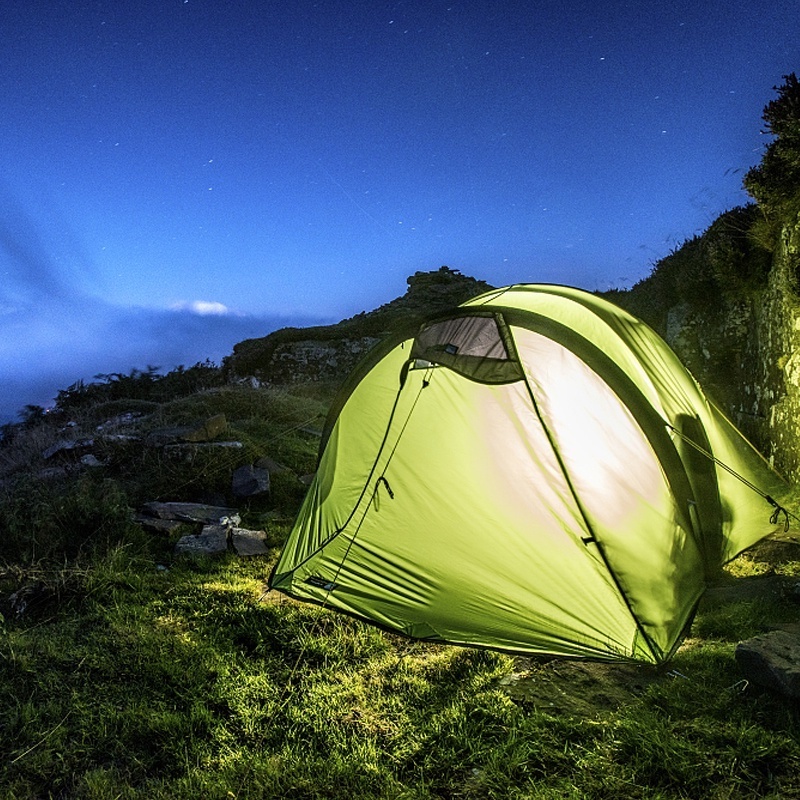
[{"x1": 1, "y1": 0, "x2": 798, "y2": 421}]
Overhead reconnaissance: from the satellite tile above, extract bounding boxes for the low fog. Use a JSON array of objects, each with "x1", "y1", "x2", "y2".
[{"x1": 0, "y1": 192, "x2": 319, "y2": 424}]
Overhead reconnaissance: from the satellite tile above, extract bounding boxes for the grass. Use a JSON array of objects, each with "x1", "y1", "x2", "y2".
[
  {"x1": 2, "y1": 384, "x2": 800, "y2": 798},
  {"x1": 3, "y1": 547, "x2": 800, "y2": 798}
]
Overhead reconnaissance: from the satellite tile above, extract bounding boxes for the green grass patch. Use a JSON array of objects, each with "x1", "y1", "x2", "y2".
[{"x1": 3, "y1": 546, "x2": 800, "y2": 798}]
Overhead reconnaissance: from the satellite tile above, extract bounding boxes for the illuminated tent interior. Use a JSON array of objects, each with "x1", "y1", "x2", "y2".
[{"x1": 269, "y1": 284, "x2": 786, "y2": 664}]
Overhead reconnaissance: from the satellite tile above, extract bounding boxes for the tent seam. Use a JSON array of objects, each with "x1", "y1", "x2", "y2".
[{"x1": 517, "y1": 354, "x2": 661, "y2": 663}]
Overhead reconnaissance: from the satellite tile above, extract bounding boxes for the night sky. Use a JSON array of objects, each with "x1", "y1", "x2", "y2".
[{"x1": 1, "y1": 0, "x2": 798, "y2": 421}]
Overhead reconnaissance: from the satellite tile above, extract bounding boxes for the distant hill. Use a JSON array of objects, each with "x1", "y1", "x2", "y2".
[{"x1": 223, "y1": 266, "x2": 493, "y2": 384}]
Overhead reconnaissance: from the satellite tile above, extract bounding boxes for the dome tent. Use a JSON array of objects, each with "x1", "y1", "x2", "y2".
[{"x1": 269, "y1": 284, "x2": 786, "y2": 663}]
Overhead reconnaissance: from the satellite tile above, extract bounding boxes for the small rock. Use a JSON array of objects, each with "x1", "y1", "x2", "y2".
[
  {"x1": 141, "y1": 501, "x2": 240, "y2": 526},
  {"x1": 174, "y1": 524, "x2": 230, "y2": 556},
  {"x1": 80, "y1": 454, "x2": 104, "y2": 468},
  {"x1": 182, "y1": 414, "x2": 228, "y2": 443},
  {"x1": 232, "y1": 465, "x2": 271, "y2": 498},
  {"x1": 735, "y1": 630, "x2": 800, "y2": 697},
  {"x1": 230, "y1": 527, "x2": 270, "y2": 556}
]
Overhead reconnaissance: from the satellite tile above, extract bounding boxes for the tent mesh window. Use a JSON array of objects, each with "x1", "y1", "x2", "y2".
[{"x1": 410, "y1": 313, "x2": 524, "y2": 384}]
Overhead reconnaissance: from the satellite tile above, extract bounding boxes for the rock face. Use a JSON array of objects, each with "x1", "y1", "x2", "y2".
[
  {"x1": 735, "y1": 630, "x2": 800, "y2": 697},
  {"x1": 616, "y1": 211, "x2": 800, "y2": 483},
  {"x1": 264, "y1": 336, "x2": 382, "y2": 384}
]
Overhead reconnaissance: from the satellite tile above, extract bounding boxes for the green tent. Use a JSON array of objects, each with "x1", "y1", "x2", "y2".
[{"x1": 269, "y1": 284, "x2": 786, "y2": 663}]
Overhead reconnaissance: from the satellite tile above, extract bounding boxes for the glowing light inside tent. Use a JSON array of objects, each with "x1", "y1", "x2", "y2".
[{"x1": 513, "y1": 327, "x2": 672, "y2": 534}]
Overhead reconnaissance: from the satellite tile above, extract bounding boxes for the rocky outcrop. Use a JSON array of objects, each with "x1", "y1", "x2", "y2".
[
  {"x1": 617, "y1": 211, "x2": 800, "y2": 483},
  {"x1": 262, "y1": 336, "x2": 383, "y2": 384},
  {"x1": 756, "y1": 215, "x2": 800, "y2": 481},
  {"x1": 224, "y1": 266, "x2": 493, "y2": 385}
]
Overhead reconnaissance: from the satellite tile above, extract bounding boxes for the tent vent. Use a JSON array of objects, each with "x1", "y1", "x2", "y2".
[{"x1": 411, "y1": 313, "x2": 523, "y2": 384}]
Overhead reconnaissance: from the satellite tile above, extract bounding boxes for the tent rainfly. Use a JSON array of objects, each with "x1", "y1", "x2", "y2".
[{"x1": 269, "y1": 284, "x2": 787, "y2": 664}]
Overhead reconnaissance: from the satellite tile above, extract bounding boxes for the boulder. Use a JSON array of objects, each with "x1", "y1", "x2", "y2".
[
  {"x1": 735, "y1": 630, "x2": 800, "y2": 697},
  {"x1": 232, "y1": 464, "x2": 270, "y2": 498}
]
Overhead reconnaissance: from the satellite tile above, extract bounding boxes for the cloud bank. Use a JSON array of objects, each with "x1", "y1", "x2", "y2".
[
  {"x1": 0, "y1": 297, "x2": 320, "y2": 424},
  {"x1": 0, "y1": 188, "x2": 323, "y2": 424}
]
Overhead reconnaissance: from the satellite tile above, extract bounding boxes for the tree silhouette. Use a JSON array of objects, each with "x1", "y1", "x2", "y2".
[{"x1": 744, "y1": 73, "x2": 800, "y2": 217}]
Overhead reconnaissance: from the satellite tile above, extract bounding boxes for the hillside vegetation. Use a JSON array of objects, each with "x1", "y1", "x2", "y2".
[
  {"x1": 610, "y1": 74, "x2": 800, "y2": 482},
  {"x1": 1, "y1": 76, "x2": 800, "y2": 798}
]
